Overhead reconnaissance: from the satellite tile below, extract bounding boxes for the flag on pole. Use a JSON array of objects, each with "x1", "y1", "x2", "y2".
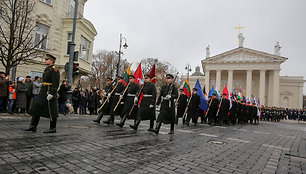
[
  {"x1": 237, "y1": 89, "x2": 242, "y2": 101},
  {"x1": 122, "y1": 65, "x2": 131, "y2": 85},
  {"x1": 194, "y1": 79, "x2": 208, "y2": 111},
  {"x1": 148, "y1": 64, "x2": 156, "y2": 84},
  {"x1": 134, "y1": 63, "x2": 144, "y2": 104},
  {"x1": 257, "y1": 99, "x2": 261, "y2": 118},
  {"x1": 208, "y1": 85, "x2": 215, "y2": 97},
  {"x1": 214, "y1": 86, "x2": 221, "y2": 100},
  {"x1": 183, "y1": 77, "x2": 191, "y2": 98},
  {"x1": 222, "y1": 84, "x2": 229, "y2": 99}
]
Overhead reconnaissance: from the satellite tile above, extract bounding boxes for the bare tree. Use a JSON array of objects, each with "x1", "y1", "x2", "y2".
[
  {"x1": 91, "y1": 50, "x2": 130, "y2": 89},
  {"x1": 0, "y1": 0, "x2": 46, "y2": 75}
]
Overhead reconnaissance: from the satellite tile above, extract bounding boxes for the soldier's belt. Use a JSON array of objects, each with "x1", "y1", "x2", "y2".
[
  {"x1": 143, "y1": 94, "x2": 152, "y2": 97},
  {"x1": 42, "y1": 82, "x2": 52, "y2": 86},
  {"x1": 127, "y1": 94, "x2": 136, "y2": 97},
  {"x1": 114, "y1": 93, "x2": 121, "y2": 95}
]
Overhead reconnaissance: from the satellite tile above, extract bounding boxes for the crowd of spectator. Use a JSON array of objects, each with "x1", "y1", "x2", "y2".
[{"x1": 0, "y1": 71, "x2": 103, "y2": 116}]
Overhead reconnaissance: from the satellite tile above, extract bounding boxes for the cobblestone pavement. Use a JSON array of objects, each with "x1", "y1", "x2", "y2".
[{"x1": 0, "y1": 113, "x2": 305, "y2": 174}]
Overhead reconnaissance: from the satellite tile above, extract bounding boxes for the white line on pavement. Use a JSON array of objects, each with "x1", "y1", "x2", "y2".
[
  {"x1": 199, "y1": 133, "x2": 219, "y2": 137},
  {"x1": 227, "y1": 138, "x2": 250, "y2": 143}
]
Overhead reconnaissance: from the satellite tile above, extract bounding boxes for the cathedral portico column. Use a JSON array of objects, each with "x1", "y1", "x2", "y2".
[
  {"x1": 273, "y1": 70, "x2": 280, "y2": 107},
  {"x1": 228, "y1": 70, "x2": 233, "y2": 93},
  {"x1": 259, "y1": 70, "x2": 266, "y2": 105},
  {"x1": 246, "y1": 70, "x2": 252, "y2": 98},
  {"x1": 205, "y1": 70, "x2": 210, "y2": 89},
  {"x1": 216, "y1": 70, "x2": 221, "y2": 91}
]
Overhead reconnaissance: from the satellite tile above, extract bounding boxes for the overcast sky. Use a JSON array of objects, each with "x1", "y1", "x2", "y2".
[{"x1": 84, "y1": 0, "x2": 306, "y2": 94}]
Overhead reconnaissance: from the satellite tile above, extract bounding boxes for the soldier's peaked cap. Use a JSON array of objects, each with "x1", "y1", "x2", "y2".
[
  {"x1": 144, "y1": 74, "x2": 151, "y2": 78},
  {"x1": 106, "y1": 77, "x2": 112, "y2": 81},
  {"x1": 116, "y1": 76, "x2": 123, "y2": 79},
  {"x1": 193, "y1": 88, "x2": 198, "y2": 91},
  {"x1": 129, "y1": 75, "x2": 135, "y2": 79},
  {"x1": 166, "y1": 74, "x2": 174, "y2": 79},
  {"x1": 45, "y1": 54, "x2": 56, "y2": 60}
]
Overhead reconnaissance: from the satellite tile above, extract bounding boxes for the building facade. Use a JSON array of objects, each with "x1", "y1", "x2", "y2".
[
  {"x1": 1, "y1": 0, "x2": 97, "y2": 84},
  {"x1": 183, "y1": 38, "x2": 305, "y2": 109}
]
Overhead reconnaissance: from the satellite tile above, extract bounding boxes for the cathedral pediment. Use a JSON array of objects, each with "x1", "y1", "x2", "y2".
[{"x1": 203, "y1": 47, "x2": 287, "y2": 63}]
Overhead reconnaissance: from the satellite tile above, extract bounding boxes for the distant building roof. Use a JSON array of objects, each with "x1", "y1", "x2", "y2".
[{"x1": 191, "y1": 66, "x2": 204, "y2": 76}]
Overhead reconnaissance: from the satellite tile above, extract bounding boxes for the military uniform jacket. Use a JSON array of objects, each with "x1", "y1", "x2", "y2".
[
  {"x1": 177, "y1": 94, "x2": 188, "y2": 118},
  {"x1": 121, "y1": 82, "x2": 140, "y2": 119},
  {"x1": 187, "y1": 94, "x2": 200, "y2": 119},
  {"x1": 251, "y1": 105, "x2": 258, "y2": 118},
  {"x1": 156, "y1": 83, "x2": 178, "y2": 124},
  {"x1": 109, "y1": 82, "x2": 126, "y2": 116},
  {"x1": 240, "y1": 104, "x2": 247, "y2": 121},
  {"x1": 219, "y1": 98, "x2": 230, "y2": 120},
  {"x1": 29, "y1": 65, "x2": 60, "y2": 119},
  {"x1": 208, "y1": 98, "x2": 219, "y2": 118},
  {"x1": 101, "y1": 84, "x2": 113, "y2": 115},
  {"x1": 137, "y1": 82, "x2": 157, "y2": 120},
  {"x1": 230, "y1": 101, "x2": 237, "y2": 118}
]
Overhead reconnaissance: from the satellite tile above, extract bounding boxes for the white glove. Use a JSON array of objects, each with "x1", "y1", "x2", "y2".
[
  {"x1": 149, "y1": 104, "x2": 154, "y2": 108},
  {"x1": 119, "y1": 95, "x2": 123, "y2": 100},
  {"x1": 120, "y1": 102, "x2": 124, "y2": 104},
  {"x1": 164, "y1": 94, "x2": 171, "y2": 100},
  {"x1": 47, "y1": 94, "x2": 53, "y2": 100},
  {"x1": 134, "y1": 97, "x2": 138, "y2": 103},
  {"x1": 107, "y1": 93, "x2": 111, "y2": 98},
  {"x1": 103, "y1": 92, "x2": 107, "y2": 96}
]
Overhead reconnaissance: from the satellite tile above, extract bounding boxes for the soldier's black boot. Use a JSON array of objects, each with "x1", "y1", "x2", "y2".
[
  {"x1": 147, "y1": 119, "x2": 154, "y2": 131},
  {"x1": 103, "y1": 115, "x2": 113, "y2": 125},
  {"x1": 169, "y1": 123, "x2": 174, "y2": 134},
  {"x1": 152, "y1": 122, "x2": 162, "y2": 134},
  {"x1": 24, "y1": 116, "x2": 39, "y2": 132},
  {"x1": 116, "y1": 116, "x2": 127, "y2": 128},
  {"x1": 92, "y1": 112, "x2": 103, "y2": 123},
  {"x1": 44, "y1": 118, "x2": 57, "y2": 133},
  {"x1": 130, "y1": 117, "x2": 141, "y2": 130}
]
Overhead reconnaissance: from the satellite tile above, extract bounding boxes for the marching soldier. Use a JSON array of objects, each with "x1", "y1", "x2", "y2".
[
  {"x1": 130, "y1": 74, "x2": 157, "y2": 131},
  {"x1": 230, "y1": 97, "x2": 237, "y2": 125},
  {"x1": 116, "y1": 75, "x2": 140, "y2": 128},
  {"x1": 92, "y1": 77, "x2": 113, "y2": 123},
  {"x1": 24, "y1": 54, "x2": 60, "y2": 133},
  {"x1": 150, "y1": 74, "x2": 178, "y2": 134},
  {"x1": 207, "y1": 94, "x2": 218, "y2": 125},
  {"x1": 103, "y1": 76, "x2": 126, "y2": 125},
  {"x1": 240, "y1": 100, "x2": 247, "y2": 124},
  {"x1": 176, "y1": 89, "x2": 188, "y2": 125},
  {"x1": 185, "y1": 88, "x2": 200, "y2": 126},
  {"x1": 218, "y1": 93, "x2": 230, "y2": 126}
]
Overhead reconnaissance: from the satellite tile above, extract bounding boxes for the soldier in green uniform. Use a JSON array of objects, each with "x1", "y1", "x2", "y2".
[
  {"x1": 130, "y1": 74, "x2": 157, "y2": 131},
  {"x1": 103, "y1": 76, "x2": 126, "y2": 125},
  {"x1": 24, "y1": 54, "x2": 60, "y2": 133},
  {"x1": 116, "y1": 75, "x2": 140, "y2": 128},
  {"x1": 92, "y1": 77, "x2": 113, "y2": 123},
  {"x1": 150, "y1": 74, "x2": 178, "y2": 134}
]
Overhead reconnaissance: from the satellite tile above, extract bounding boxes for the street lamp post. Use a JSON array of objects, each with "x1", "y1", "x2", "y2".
[
  {"x1": 116, "y1": 34, "x2": 128, "y2": 77},
  {"x1": 185, "y1": 62, "x2": 192, "y2": 79}
]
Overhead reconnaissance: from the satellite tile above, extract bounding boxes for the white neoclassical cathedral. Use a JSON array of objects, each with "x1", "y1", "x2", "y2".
[{"x1": 183, "y1": 34, "x2": 305, "y2": 109}]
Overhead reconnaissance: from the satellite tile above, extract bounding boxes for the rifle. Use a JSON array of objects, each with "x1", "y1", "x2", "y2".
[
  {"x1": 98, "y1": 82, "x2": 118, "y2": 112},
  {"x1": 175, "y1": 94, "x2": 181, "y2": 105},
  {"x1": 128, "y1": 84, "x2": 144, "y2": 116},
  {"x1": 113, "y1": 82, "x2": 130, "y2": 111},
  {"x1": 204, "y1": 99, "x2": 213, "y2": 117},
  {"x1": 216, "y1": 98, "x2": 223, "y2": 117},
  {"x1": 183, "y1": 94, "x2": 193, "y2": 120}
]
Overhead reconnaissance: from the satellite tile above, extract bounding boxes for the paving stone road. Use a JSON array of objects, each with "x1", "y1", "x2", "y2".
[{"x1": 0, "y1": 113, "x2": 305, "y2": 174}]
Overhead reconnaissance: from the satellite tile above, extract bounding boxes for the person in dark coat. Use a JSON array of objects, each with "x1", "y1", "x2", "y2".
[
  {"x1": 185, "y1": 88, "x2": 200, "y2": 125},
  {"x1": 92, "y1": 77, "x2": 113, "y2": 123},
  {"x1": 176, "y1": 89, "x2": 188, "y2": 125},
  {"x1": 0, "y1": 72, "x2": 8, "y2": 112},
  {"x1": 88, "y1": 89, "x2": 96, "y2": 115},
  {"x1": 24, "y1": 76, "x2": 33, "y2": 113},
  {"x1": 25, "y1": 54, "x2": 60, "y2": 133},
  {"x1": 16, "y1": 77, "x2": 28, "y2": 113},
  {"x1": 218, "y1": 93, "x2": 230, "y2": 126},
  {"x1": 246, "y1": 101, "x2": 252, "y2": 124},
  {"x1": 236, "y1": 100, "x2": 242, "y2": 124},
  {"x1": 116, "y1": 75, "x2": 140, "y2": 128},
  {"x1": 103, "y1": 76, "x2": 126, "y2": 125},
  {"x1": 79, "y1": 89, "x2": 87, "y2": 115},
  {"x1": 72, "y1": 87, "x2": 80, "y2": 114},
  {"x1": 207, "y1": 94, "x2": 219, "y2": 125},
  {"x1": 240, "y1": 100, "x2": 247, "y2": 124},
  {"x1": 57, "y1": 80, "x2": 71, "y2": 114},
  {"x1": 130, "y1": 74, "x2": 157, "y2": 131},
  {"x1": 230, "y1": 97, "x2": 237, "y2": 125},
  {"x1": 150, "y1": 74, "x2": 178, "y2": 134}
]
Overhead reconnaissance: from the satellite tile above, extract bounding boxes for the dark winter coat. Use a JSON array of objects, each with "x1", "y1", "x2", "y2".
[
  {"x1": 24, "y1": 80, "x2": 33, "y2": 97},
  {"x1": 109, "y1": 82, "x2": 126, "y2": 116},
  {"x1": 137, "y1": 82, "x2": 157, "y2": 120},
  {"x1": 0, "y1": 77, "x2": 8, "y2": 97},
  {"x1": 177, "y1": 94, "x2": 188, "y2": 118},
  {"x1": 121, "y1": 82, "x2": 140, "y2": 119},
  {"x1": 187, "y1": 94, "x2": 200, "y2": 120},
  {"x1": 219, "y1": 98, "x2": 230, "y2": 120},
  {"x1": 100, "y1": 84, "x2": 113, "y2": 115},
  {"x1": 156, "y1": 83, "x2": 178, "y2": 124},
  {"x1": 29, "y1": 65, "x2": 60, "y2": 119},
  {"x1": 58, "y1": 84, "x2": 71, "y2": 103},
  {"x1": 16, "y1": 81, "x2": 27, "y2": 109}
]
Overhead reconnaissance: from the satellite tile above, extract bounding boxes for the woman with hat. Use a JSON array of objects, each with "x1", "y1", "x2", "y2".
[{"x1": 16, "y1": 77, "x2": 27, "y2": 114}]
